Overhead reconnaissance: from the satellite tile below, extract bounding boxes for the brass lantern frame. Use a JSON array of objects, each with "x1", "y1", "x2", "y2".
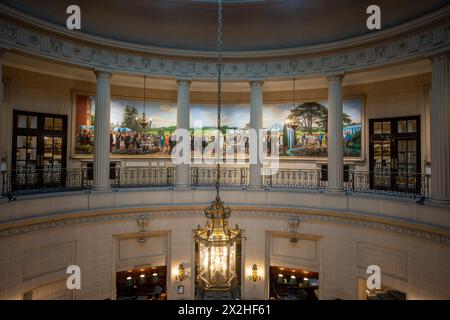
[{"x1": 194, "y1": 196, "x2": 242, "y2": 291}]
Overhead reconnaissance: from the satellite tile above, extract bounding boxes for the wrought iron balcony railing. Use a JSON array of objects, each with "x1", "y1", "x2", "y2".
[
  {"x1": 0, "y1": 167, "x2": 430, "y2": 201},
  {"x1": 191, "y1": 167, "x2": 248, "y2": 187},
  {"x1": 0, "y1": 168, "x2": 91, "y2": 198},
  {"x1": 0, "y1": 167, "x2": 175, "y2": 199},
  {"x1": 263, "y1": 169, "x2": 326, "y2": 190},
  {"x1": 111, "y1": 167, "x2": 174, "y2": 188},
  {"x1": 345, "y1": 170, "x2": 430, "y2": 199}
]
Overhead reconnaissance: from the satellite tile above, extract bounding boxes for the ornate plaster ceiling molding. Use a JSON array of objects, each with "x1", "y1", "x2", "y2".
[
  {"x1": 0, "y1": 5, "x2": 449, "y2": 80},
  {"x1": 0, "y1": 208, "x2": 449, "y2": 246}
]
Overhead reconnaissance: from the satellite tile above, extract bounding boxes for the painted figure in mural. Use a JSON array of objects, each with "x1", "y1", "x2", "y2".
[{"x1": 74, "y1": 94, "x2": 362, "y2": 159}]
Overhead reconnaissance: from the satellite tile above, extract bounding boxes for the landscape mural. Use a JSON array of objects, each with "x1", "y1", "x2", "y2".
[
  {"x1": 190, "y1": 104, "x2": 250, "y2": 158},
  {"x1": 263, "y1": 98, "x2": 362, "y2": 158},
  {"x1": 75, "y1": 95, "x2": 361, "y2": 159},
  {"x1": 75, "y1": 94, "x2": 177, "y2": 156}
]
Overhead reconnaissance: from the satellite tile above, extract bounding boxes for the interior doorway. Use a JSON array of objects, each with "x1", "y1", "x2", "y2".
[
  {"x1": 12, "y1": 111, "x2": 67, "y2": 192},
  {"x1": 269, "y1": 266, "x2": 319, "y2": 300},
  {"x1": 116, "y1": 266, "x2": 167, "y2": 300},
  {"x1": 369, "y1": 116, "x2": 421, "y2": 193}
]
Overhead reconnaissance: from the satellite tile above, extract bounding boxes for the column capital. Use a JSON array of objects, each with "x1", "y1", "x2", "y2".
[
  {"x1": 176, "y1": 77, "x2": 192, "y2": 86},
  {"x1": 326, "y1": 73, "x2": 345, "y2": 82},
  {"x1": 94, "y1": 69, "x2": 113, "y2": 79},
  {"x1": 0, "y1": 46, "x2": 11, "y2": 57},
  {"x1": 429, "y1": 51, "x2": 450, "y2": 63},
  {"x1": 249, "y1": 78, "x2": 265, "y2": 87}
]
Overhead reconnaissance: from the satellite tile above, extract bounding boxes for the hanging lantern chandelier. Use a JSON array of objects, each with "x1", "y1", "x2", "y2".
[
  {"x1": 138, "y1": 75, "x2": 152, "y2": 129},
  {"x1": 194, "y1": 0, "x2": 243, "y2": 292}
]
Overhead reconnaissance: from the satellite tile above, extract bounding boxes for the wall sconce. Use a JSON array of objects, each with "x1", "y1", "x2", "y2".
[
  {"x1": 288, "y1": 216, "x2": 300, "y2": 243},
  {"x1": 248, "y1": 264, "x2": 262, "y2": 282},
  {"x1": 175, "y1": 263, "x2": 188, "y2": 282}
]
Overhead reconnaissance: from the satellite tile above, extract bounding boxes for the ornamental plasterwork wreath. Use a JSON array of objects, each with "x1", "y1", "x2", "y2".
[
  {"x1": 0, "y1": 13, "x2": 449, "y2": 80},
  {"x1": 0, "y1": 209, "x2": 449, "y2": 246}
]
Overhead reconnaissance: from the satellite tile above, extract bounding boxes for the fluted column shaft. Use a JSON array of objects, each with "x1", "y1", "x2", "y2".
[
  {"x1": 0, "y1": 50, "x2": 4, "y2": 161},
  {"x1": 430, "y1": 53, "x2": 450, "y2": 203},
  {"x1": 327, "y1": 74, "x2": 344, "y2": 192},
  {"x1": 93, "y1": 70, "x2": 112, "y2": 191},
  {"x1": 249, "y1": 80, "x2": 264, "y2": 188},
  {"x1": 175, "y1": 79, "x2": 191, "y2": 188}
]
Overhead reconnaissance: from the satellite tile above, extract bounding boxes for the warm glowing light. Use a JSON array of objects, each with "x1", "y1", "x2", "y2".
[
  {"x1": 176, "y1": 263, "x2": 188, "y2": 282},
  {"x1": 249, "y1": 264, "x2": 261, "y2": 282},
  {"x1": 195, "y1": 196, "x2": 242, "y2": 291}
]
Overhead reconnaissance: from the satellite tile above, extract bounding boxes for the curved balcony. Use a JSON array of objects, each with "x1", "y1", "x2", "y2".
[
  {"x1": 0, "y1": 167, "x2": 446, "y2": 234},
  {"x1": 0, "y1": 167, "x2": 430, "y2": 200}
]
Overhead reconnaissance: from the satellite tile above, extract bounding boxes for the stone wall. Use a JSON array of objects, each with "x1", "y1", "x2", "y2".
[{"x1": 0, "y1": 208, "x2": 449, "y2": 300}]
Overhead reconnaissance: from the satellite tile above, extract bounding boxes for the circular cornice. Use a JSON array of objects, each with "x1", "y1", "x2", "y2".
[
  {"x1": 0, "y1": 4, "x2": 449, "y2": 80},
  {"x1": 0, "y1": 206, "x2": 449, "y2": 246},
  {"x1": 1, "y1": 3, "x2": 449, "y2": 59},
  {"x1": 2, "y1": 1, "x2": 448, "y2": 53}
]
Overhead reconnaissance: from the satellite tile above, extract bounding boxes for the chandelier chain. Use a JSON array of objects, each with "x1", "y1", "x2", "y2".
[
  {"x1": 144, "y1": 75, "x2": 147, "y2": 113},
  {"x1": 293, "y1": 77, "x2": 295, "y2": 109},
  {"x1": 216, "y1": 0, "x2": 223, "y2": 197}
]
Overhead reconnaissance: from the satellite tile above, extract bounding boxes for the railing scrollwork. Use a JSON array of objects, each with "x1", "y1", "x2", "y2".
[{"x1": 0, "y1": 167, "x2": 430, "y2": 200}]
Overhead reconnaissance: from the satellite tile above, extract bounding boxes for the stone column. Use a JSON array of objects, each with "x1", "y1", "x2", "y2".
[
  {"x1": 0, "y1": 49, "x2": 4, "y2": 161},
  {"x1": 430, "y1": 53, "x2": 450, "y2": 203},
  {"x1": 423, "y1": 85, "x2": 431, "y2": 166},
  {"x1": 249, "y1": 79, "x2": 264, "y2": 188},
  {"x1": 93, "y1": 70, "x2": 112, "y2": 191},
  {"x1": 327, "y1": 74, "x2": 344, "y2": 192},
  {"x1": 175, "y1": 78, "x2": 191, "y2": 188}
]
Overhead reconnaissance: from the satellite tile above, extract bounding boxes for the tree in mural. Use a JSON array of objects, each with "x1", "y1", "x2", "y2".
[
  {"x1": 316, "y1": 111, "x2": 353, "y2": 130},
  {"x1": 121, "y1": 106, "x2": 143, "y2": 132},
  {"x1": 343, "y1": 113, "x2": 353, "y2": 126},
  {"x1": 287, "y1": 102, "x2": 328, "y2": 131},
  {"x1": 287, "y1": 102, "x2": 353, "y2": 132}
]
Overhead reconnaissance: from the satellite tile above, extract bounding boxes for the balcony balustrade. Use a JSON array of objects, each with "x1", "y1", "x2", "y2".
[{"x1": 0, "y1": 167, "x2": 430, "y2": 200}]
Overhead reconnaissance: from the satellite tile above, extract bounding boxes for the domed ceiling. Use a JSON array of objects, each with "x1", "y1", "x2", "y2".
[{"x1": 1, "y1": 0, "x2": 448, "y2": 51}]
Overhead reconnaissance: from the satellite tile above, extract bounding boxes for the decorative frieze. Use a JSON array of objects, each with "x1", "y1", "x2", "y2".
[
  {"x1": 0, "y1": 13, "x2": 449, "y2": 80},
  {"x1": 0, "y1": 209, "x2": 449, "y2": 246}
]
